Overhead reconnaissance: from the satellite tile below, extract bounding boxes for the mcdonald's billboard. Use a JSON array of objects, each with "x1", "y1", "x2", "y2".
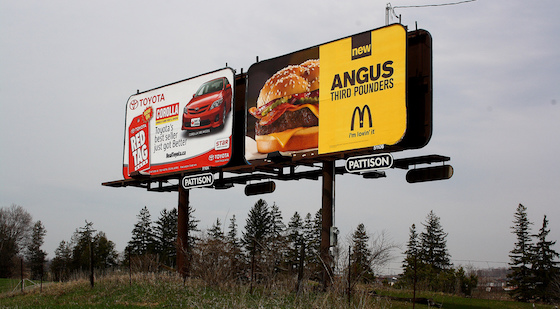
[{"x1": 246, "y1": 24, "x2": 418, "y2": 163}]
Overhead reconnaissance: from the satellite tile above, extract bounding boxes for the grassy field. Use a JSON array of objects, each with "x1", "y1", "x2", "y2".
[
  {"x1": 1, "y1": 274, "x2": 558, "y2": 308},
  {"x1": 0, "y1": 278, "x2": 40, "y2": 294}
]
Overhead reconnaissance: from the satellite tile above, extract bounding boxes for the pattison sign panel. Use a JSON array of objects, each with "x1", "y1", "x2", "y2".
[
  {"x1": 245, "y1": 24, "x2": 407, "y2": 162},
  {"x1": 123, "y1": 68, "x2": 234, "y2": 178}
]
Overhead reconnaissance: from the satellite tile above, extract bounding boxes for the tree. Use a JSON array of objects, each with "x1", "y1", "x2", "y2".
[
  {"x1": 70, "y1": 221, "x2": 96, "y2": 272},
  {"x1": 126, "y1": 206, "x2": 156, "y2": 256},
  {"x1": 153, "y1": 208, "x2": 178, "y2": 266},
  {"x1": 50, "y1": 240, "x2": 72, "y2": 281},
  {"x1": 226, "y1": 215, "x2": 243, "y2": 280},
  {"x1": 208, "y1": 218, "x2": 224, "y2": 240},
  {"x1": 0, "y1": 204, "x2": 33, "y2": 277},
  {"x1": 532, "y1": 215, "x2": 559, "y2": 301},
  {"x1": 401, "y1": 224, "x2": 420, "y2": 285},
  {"x1": 226, "y1": 215, "x2": 239, "y2": 248},
  {"x1": 93, "y1": 232, "x2": 119, "y2": 270},
  {"x1": 508, "y1": 203, "x2": 534, "y2": 301},
  {"x1": 287, "y1": 212, "x2": 304, "y2": 272},
  {"x1": 398, "y1": 211, "x2": 456, "y2": 292},
  {"x1": 349, "y1": 223, "x2": 375, "y2": 283},
  {"x1": 419, "y1": 210, "x2": 451, "y2": 271},
  {"x1": 242, "y1": 199, "x2": 271, "y2": 255},
  {"x1": 26, "y1": 221, "x2": 47, "y2": 280}
]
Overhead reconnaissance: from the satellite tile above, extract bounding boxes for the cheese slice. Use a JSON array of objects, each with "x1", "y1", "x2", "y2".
[{"x1": 269, "y1": 128, "x2": 301, "y2": 147}]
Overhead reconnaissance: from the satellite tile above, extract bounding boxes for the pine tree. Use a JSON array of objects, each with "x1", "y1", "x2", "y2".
[
  {"x1": 306, "y1": 209, "x2": 323, "y2": 279},
  {"x1": 153, "y1": 208, "x2": 178, "y2": 267},
  {"x1": 508, "y1": 203, "x2": 534, "y2": 301},
  {"x1": 268, "y1": 203, "x2": 286, "y2": 273},
  {"x1": 71, "y1": 221, "x2": 95, "y2": 271},
  {"x1": 50, "y1": 240, "x2": 72, "y2": 281},
  {"x1": 187, "y1": 206, "x2": 200, "y2": 250},
  {"x1": 531, "y1": 215, "x2": 559, "y2": 301},
  {"x1": 208, "y1": 218, "x2": 224, "y2": 240},
  {"x1": 227, "y1": 215, "x2": 239, "y2": 248},
  {"x1": 26, "y1": 221, "x2": 47, "y2": 280},
  {"x1": 287, "y1": 212, "x2": 304, "y2": 272},
  {"x1": 350, "y1": 223, "x2": 375, "y2": 283},
  {"x1": 269, "y1": 203, "x2": 285, "y2": 239},
  {"x1": 242, "y1": 199, "x2": 271, "y2": 254},
  {"x1": 127, "y1": 206, "x2": 156, "y2": 255},
  {"x1": 419, "y1": 210, "x2": 451, "y2": 270},
  {"x1": 400, "y1": 223, "x2": 420, "y2": 285},
  {"x1": 226, "y1": 215, "x2": 243, "y2": 280},
  {"x1": 93, "y1": 231, "x2": 119, "y2": 269}
]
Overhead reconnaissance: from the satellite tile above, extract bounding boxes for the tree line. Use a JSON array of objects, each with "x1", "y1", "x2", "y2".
[{"x1": 1, "y1": 201, "x2": 558, "y2": 303}]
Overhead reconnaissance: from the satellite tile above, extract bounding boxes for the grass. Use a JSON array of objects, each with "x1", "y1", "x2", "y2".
[
  {"x1": 0, "y1": 278, "x2": 39, "y2": 294},
  {"x1": 1, "y1": 274, "x2": 558, "y2": 308}
]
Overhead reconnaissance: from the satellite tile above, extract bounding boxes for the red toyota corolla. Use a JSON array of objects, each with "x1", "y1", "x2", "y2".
[{"x1": 182, "y1": 77, "x2": 232, "y2": 131}]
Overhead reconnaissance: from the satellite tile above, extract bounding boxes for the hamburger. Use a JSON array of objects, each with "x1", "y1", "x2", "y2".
[{"x1": 249, "y1": 59, "x2": 319, "y2": 153}]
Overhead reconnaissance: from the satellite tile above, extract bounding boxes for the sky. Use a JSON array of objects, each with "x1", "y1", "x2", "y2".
[{"x1": 1, "y1": 0, "x2": 559, "y2": 275}]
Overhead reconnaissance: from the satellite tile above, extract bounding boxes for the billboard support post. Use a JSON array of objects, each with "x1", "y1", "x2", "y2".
[
  {"x1": 177, "y1": 185, "x2": 190, "y2": 278},
  {"x1": 321, "y1": 160, "x2": 335, "y2": 289}
]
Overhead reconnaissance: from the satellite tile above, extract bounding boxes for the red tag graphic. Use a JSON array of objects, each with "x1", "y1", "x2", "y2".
[{"x1": 128, "y1": 114, "x2": 150, "y2": 175}]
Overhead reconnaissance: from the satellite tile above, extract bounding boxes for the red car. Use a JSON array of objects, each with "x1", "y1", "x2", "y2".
[{"x1": 182, "y1": 77, "x2": 232, "y2": 131}]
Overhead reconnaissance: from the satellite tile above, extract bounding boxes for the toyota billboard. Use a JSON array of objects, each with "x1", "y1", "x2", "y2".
[{"x1": 123, "y1": 68, "x2": 235, "y2": 178}]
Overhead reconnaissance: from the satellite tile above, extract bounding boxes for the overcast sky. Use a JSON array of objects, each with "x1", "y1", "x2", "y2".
[{"x1": 1, "y1": 0, "x2": 559, "y2": 274}]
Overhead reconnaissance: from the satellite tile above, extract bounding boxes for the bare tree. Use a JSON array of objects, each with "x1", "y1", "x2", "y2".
[{"x1": 0, "y1": 204, "x2": 33, "y2": 277}]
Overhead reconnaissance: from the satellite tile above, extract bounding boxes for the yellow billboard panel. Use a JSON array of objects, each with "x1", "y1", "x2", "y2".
[{"x1": 318, "y1": 24, "x2": 407, "y2": 154}]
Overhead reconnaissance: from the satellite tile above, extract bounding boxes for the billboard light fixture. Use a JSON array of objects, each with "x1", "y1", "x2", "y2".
[
  {"x1": 266, "y1": 151, "x2": 292, "y2": 164},
  {"x1": 362, "y1": 171, "x2": 387, "y2": 179},
  {"x1": 245, "y1": 181, "x2": 276, "y2": 196}
]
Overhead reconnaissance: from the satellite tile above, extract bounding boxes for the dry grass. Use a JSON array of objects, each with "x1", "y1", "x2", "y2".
[{"x1": 0, "y1": 272, "x2": 395, "y2": 308}]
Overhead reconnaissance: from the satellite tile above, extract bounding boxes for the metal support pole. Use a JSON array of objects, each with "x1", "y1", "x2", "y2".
[
  {"x1": 177, "y1": 184, "x2": 190, "y2": 278},
  {"x1": 321, "y1": 160, "x2": 335, "y2": 289}
]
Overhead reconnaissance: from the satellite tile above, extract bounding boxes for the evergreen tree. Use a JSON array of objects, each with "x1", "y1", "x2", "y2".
[
  {"x1": 350, "y1": 223, "x2": 375, "y2": 283},
  {"x1": 531, "y1": 215, "x2": 559, "y2": 301},
  {"x1": 227, "y1": 215, "x2": 239, "y2": 248},
  {"x1": 68, "y1": 221, "x2": 118, "y2": 272},
  {"x1": 187, "y1": 206, "x2": 200, "y2": 250},
  {"x1": 153, "y1": 208, "x2": 178, "y2": 267},
  {"x1": 127, "y1": 206, "x2": 156, "y2": 255},
  {"x1": 508, "y1": 203, "x2": 534, "y2": 301},
  {"x1": 93, "y1": 231, "x2": 119, "y2": 269},
  {"x1": 268, "y1": 203, "x2": 287, "y2": 273},
  {"x1": 226, "y1": 215, "x2": 244, "y2": 280},
  {"x1": 242, "y1": 199, "x2": 271, "y2": 254},
  {"x1": 71, "y1": 221, "x2": 95, "y2": 271},
  {"x1": 269, "y1": 203, "x2": 285, "y2": 239},
  {"x1": 306, "y1": 209, "x2": 323, "y2": 279},
  {"x1": 400, "y1": 223, "x2": 420, "y2": 285},
  {"x1": 50, "y1": 240, "x2": 72, "y2": 281},
  {"x1": 287, "y1": 212, "x2": 304, "y2": 272},
  {"x1": 208, "y1": 218, "x2": 224, "y2": 240},
  {"x1": 302, "y1": 213, "x2": 316, "y2": 265},
  {"x1": 26, "y1": 220, "x2": 47, "y2": 280},
  {"x1": 419, "y1": 210, "x2": 451, "y2": 271}
]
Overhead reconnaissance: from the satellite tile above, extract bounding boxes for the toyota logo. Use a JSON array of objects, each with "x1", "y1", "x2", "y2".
[{"x1": 129, "y1": 99, "x2": 139, "y2": 110}]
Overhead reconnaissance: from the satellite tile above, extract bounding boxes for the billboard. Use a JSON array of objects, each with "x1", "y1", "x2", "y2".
[
  {"x1": 245, "y1": 24, "x2": 407, "y2": 162},
  {"x1": 123, "y1": 68, "x2": 235, "y2": 178}
]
